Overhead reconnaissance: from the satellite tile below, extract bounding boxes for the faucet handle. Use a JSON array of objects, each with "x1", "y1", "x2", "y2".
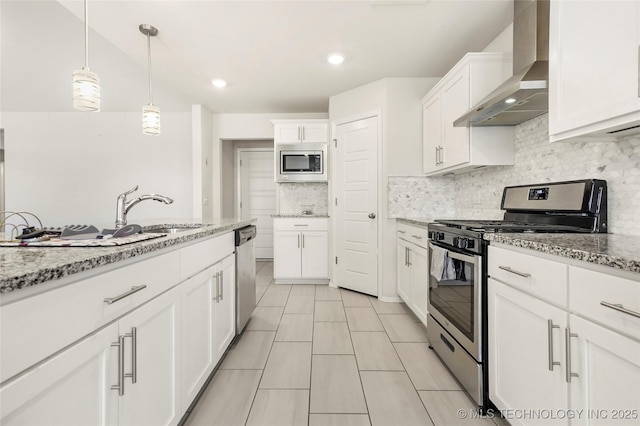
[{"x1": 120, "y1": 185, "x2": 139, "y2": 198}]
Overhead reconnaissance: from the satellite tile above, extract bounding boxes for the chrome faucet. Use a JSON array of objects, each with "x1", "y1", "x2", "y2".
[{"x1": 115, "y1": 185, "x2": 174, "y2": 227}]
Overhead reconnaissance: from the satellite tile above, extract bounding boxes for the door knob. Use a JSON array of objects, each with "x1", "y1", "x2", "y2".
[{"x1": 368, "y1": 213, "x2": 376, "y2": 219}]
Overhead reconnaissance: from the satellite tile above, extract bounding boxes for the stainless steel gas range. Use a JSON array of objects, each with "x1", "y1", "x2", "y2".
[{"x1": 426, "y1": 179, "x2": 608, "y2": 412}]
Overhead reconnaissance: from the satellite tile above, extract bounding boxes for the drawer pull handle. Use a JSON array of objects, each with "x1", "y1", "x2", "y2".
[
  {"x1": 398, "y1": 230, "x2": 406, "y2": 234},
  {"x1": 104, "y1": 285, "x2": 147, "y2": 305},
  {"x1": 547, "y1": 320, "x2": 560, "y2": 371},
  {"x1": 498, "y1": 266, "x2": 531, "y2": 278},
  {"x1": 294, "y1": 224, "x2": 309, "y2": 227},
  {"x1": 600, "y1": 301, "x2": 640, "y2": 319},
  {"x1": 411, "y1": 235, "x2": 423, "y2": 240}
]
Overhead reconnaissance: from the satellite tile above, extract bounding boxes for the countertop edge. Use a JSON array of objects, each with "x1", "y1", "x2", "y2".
[{"x1": 0, "y1": 219, "x2": 256, "y2": 294}]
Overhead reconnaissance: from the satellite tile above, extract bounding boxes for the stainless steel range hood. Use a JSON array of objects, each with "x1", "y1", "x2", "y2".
[{"x1": 454, "y1": 0, "x2": 549, "y2": 127}]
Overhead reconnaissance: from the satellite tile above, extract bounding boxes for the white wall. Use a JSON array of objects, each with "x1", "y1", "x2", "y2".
[{"x1": 3, "y1": 112, "x2": 193, "y2": 227}]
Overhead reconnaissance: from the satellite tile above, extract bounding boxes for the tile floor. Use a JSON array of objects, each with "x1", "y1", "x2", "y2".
[{"x1": 184, "y1": 261, "x2": 502, "y2": 426}]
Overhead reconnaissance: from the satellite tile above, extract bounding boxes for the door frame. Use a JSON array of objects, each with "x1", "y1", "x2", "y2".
[{"x1": 330, "y1": 109, "x2": 383, "y2": 297}]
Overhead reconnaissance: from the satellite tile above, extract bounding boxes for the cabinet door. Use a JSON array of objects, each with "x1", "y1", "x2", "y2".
[
  {"x1": 441, "y1": 66, "x2": 470, "y2": 168},
  {"x1": 0, "y1": 324, "x2": 119, "y2": 426},
  {"x1": 409, "y1": 244, "x2": 429, "y2": 324},
  {"x1": 213, "y1": 255, "x2": 236, "y2": 362},
  {"x1": 180, "y1": 267, "x2": 215, "y2": 409},
  {"x1": 119, "y1": 287, "x2": 181, "y2": 426},
  {"x1": 422, "y1": 95, "x2": 442, "y2": 174},
  {"x1": 396, "y1": 238, "x2": 412, "y2": 303},
  {"x1": 301, "y1": 123, "x2": 329, "y2": 143},
  {"x1": 549, "y1": 0, "x2": 640, "y2": 140},
  {"x1": 301, "y1": 231, "x2": 328, "y2": 278},
  {"x1": 274, "y1": 231, "x2": 302, "y2": 278},
  {"x1": 569, "y1": 315, "x2": 640, "y2": 426},
  {"x1": 488, "y1": 278, "x2": 569, "y2": 426},
  {"x1": 274, "y1": 123, "x2": 302, "y2": 143}
]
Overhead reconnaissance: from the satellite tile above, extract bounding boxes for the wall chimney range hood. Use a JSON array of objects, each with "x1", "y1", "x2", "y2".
[{"x1": 454, "y1": 0, "x2": 550, "y2": 127}]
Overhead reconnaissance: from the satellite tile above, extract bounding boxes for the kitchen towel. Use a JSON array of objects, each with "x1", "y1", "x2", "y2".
[{"x1": 430, "y1": 245, "x2": 448, "y2": 280}]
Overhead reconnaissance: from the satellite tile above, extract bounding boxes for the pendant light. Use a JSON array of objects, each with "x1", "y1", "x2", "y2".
[
  {"x1": 140, "y1": 24, "x2": 160, "y2": 136},
  {"x1": 72, "y1": 0, "x2": 100, "y2": 111}
]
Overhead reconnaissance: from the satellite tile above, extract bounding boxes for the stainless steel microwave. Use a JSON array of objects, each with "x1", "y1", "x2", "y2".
[{"x1": 276, "y1": 143, "x2": 327, "y2": 182}]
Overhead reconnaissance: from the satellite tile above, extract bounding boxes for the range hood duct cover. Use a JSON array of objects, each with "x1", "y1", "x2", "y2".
[{"x1": 454, "y1": 0, "x2": 550, "y2": 127}]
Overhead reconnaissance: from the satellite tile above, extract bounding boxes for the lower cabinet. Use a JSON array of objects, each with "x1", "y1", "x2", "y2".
[
  {"x1": 488, "y1": 279, "x2": 569, "y2": 426},
  {"x1": 0, "y1": 232, "x2": 238, "y2": 426},
  {"x1": 395, "y1": 222, "x2": 428, "y2": 325},
  {"x1": 274, "y1": 218, "x2": 328, "y2": 283},
  {"x1": 181, "y1": 254, "x2": 236, "y2": 410},
  {"x1": 488, "y1": 244, "x2": 640, "y2": 426}
]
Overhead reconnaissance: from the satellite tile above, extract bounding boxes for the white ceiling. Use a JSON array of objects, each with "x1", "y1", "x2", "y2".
[{"x1": 2, "y1": 0, "x2": 513, "y2": 114}]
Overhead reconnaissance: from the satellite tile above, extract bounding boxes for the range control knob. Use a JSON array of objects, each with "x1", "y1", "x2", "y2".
[
  {"x1": 428, "y1": 231, "x2": 445, "y2": 241},
  {"x1": 453, "y1": 237, "x2": 474, "y2": 249}
]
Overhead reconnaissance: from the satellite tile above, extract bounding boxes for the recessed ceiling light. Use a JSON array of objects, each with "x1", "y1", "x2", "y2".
[
  {"x1": 211, "y1": 78, "x2": 227, "y2": 88},
  {"x1": 328, "y1": 54, "x2": 344, "y2": 65},
  {"x1": 504, "y1": 98, "x2": 517, "y2": 104}
]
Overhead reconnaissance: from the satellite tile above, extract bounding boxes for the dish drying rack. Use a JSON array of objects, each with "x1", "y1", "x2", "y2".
[{"x1": 0, "y1": 211, "x2": 43, "y2": 242}]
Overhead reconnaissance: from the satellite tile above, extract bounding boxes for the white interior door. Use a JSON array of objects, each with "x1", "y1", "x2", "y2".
[
  {"x1": 334, "y1": 116, "x2": 378, "y2": 296},
  {"x1": 239, "y1": 149, "x2": 276, "y2": 259}
]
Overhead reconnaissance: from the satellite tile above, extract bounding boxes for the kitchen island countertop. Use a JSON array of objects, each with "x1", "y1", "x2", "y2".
[
  {"x1": 0, "y1": 218, "x2": 255, "y2": 294},
  {"x1": 484, "y1": 233, "x2": 640, "y2": 274}
]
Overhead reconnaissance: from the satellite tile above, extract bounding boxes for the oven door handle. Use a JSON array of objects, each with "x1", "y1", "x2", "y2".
[{"x1": 429, "y1": 242, "x2": 479, "y2": 264}]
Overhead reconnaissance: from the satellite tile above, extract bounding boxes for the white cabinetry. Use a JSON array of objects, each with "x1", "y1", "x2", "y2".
[
  {"x1": 0, "y1": 231, "x2": 238, "y2": 426},
  {"x1": 272, "y1": 119, "x2": 329, "y2": 144},
  {"x1": 395, "y1": 222, "x2": 429, "y2": 325},
  {"x1": 488, "y1": 244, "x2": 640, "y2": 426},
  {"x1": 274, "y1": 217, "x2": 329, "y2": 284},
  {"x1": 180, "y1": 253, "x2": 235, "y2": 410},
  {"x1": 421, "y1": 53, "x2": 514, "y2": 176},
  {"x1": 549, "y1": 0, "x2": 640, "y2": 142}
]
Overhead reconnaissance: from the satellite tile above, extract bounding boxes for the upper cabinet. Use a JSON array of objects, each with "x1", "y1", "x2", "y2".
[
  {"x1": 549, "y1": 0, "x2": 640, "y2": 142},
  {"x1": 272, "y1": 119, "x2": 329, "y2": 144},
  {"x1": 422, "y1": 53, "x2": 515, "y2": 176}
]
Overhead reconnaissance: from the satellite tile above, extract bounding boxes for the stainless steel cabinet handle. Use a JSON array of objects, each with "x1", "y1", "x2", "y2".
[
  {"x1": 407, "y1": 247, "x2": 412, "y2": 266},
  {"x1": 298, "y1": 126, "x2": 301, "y2": 141},
  {"x1": 600, "y1": 301, "x2": 640, "y2": 319},
  {"x1": 104, "y1": 285, "x2": 147, "y2": 305},
  {"x1": 398, "y1": 230, "x2": 406, "y2": 234},
  {"x1": 219, "y1": 270, "x2": 224, "y2": 301},
  {"x1": 547, "y1": 320, "x2": 560, "y2": 371},
  {"x1": 435, "y1": 146, "x2": 439, "y2": 166},
  {"x1": 124, "y1": 327, "x2": 138, "y2": 384},
  {"x1": 302, "y1": 234, "x2": 305, "y2": 249},
  {"x1": 294, "y1": 224, "x2": 308, "y2": 227},
  {"x1": 404, "y1": 247, "x2": 408, "y2": 266},
  {"x1": 440, "y1": 146, "x2": 444, "y2": 165},
  {"x1": 411, "y1": 235, "x2": 423, "y2": 240},
  {"x1": 213, "y1": 272, "x2": 220, "y2": 303},
  {"x1": 565, "y1": 328, "x2": 579, "y2": 383},
  {"x1": 297, "y1": 234, "x2": 300, "y2": 249},
  {"x1": 111, "y1": 335, "x2": 125, "y2": 396},
  {"x1": 302, "y1": 127, "x2": 306, "y2": 141},
  {"x1": 498, "y1": 266, "x2": 532, "y2": 278}
]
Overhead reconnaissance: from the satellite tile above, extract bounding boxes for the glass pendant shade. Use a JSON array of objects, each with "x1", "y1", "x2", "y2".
[
  {"x1": 142, "y1": 104, "x2": 161, "y2": 136},
  {"x1": 73, "y1": 68, "x2": 100, "y2": 111}
]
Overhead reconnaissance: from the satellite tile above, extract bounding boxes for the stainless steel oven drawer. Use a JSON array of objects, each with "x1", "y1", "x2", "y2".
[{"x1": 427, "y1": 315, "x2": 483, "y2": 407}]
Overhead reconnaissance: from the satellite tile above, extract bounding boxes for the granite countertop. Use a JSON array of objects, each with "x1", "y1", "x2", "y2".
[
  {"x1": 0, "y1": 218, "x2": 255, "y2": 294},
  {"x1": 485, "y1": 233, "x2": 640, "y2": 274},
  {"x1": 272, "y1": 214, "x2": 330, "y2": 218},
  {"x1": 397, "y1": 218, "x2": 433, "y2": 228}
]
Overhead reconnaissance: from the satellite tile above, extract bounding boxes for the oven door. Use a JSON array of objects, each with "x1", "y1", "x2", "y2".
[{"x1": 428, "y1": 242, "x2": 482, "y2": 361}]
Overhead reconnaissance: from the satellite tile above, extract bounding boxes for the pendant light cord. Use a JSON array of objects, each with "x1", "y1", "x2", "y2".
[
  {"x1": 147, "y1": 33, "x2": 153, "y2": 105},
  {"x1": 84, "y1": 0, "x2": 89, "y2": 69}
]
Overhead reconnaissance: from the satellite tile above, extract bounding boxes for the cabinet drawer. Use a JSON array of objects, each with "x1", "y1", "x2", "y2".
[
  {"x1": 274, "y1": 218, "x2": 328, "y2": 231},
  {"x1": 0, "y1": 250, "x2": 180, "y2": 383},
  {"x1": 488, "y1": 245, "x2": 568, "y2": 306},
  {"x1": 397, "y1": 222, "x2": 428, "y2": 248},
  {"x1": 569, "y1": 266, "x2": 640, "y2": 339},
  {"x1": 180, "y1": 232, "x2": 235, "y2": 281}
]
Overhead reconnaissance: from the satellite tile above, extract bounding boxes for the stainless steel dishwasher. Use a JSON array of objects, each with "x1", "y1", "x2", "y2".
[{"x1": 235, "y1": 225, "x2": 257, "y2": 334}]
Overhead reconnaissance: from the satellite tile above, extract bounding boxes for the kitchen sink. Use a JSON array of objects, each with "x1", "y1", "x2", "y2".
[{"x1": 143, "y1": 224, "x2": 206, "y2": 234}]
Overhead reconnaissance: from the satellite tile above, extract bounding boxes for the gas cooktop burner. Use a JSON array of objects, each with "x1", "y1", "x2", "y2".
[{"x1": 433, "y1": 219, "x2": 590, "y2": 233}]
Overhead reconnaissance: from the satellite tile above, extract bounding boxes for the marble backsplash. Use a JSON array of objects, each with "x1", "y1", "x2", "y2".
[
  {"x1": 278, "y1": 182, "x2": 329, "y2": 215},
  {"x1": 389, "y1": 114, "x2": 640, "y2": 236}
]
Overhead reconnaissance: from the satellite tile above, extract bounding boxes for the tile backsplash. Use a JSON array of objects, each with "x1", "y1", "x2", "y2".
[
  {"x1": 389, "y1": 114, "x2": 640, "y2": 236},
  {"x1": 278, "y1": 182, "x2": 329, "y2": 215}
]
